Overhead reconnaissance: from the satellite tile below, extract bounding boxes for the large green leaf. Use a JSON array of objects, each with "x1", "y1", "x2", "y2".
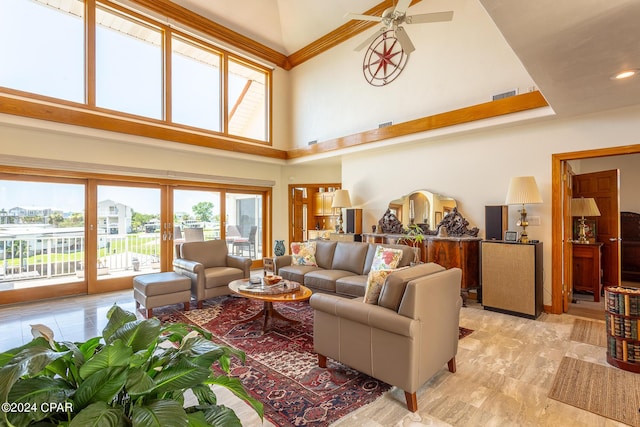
[
  {"x1": 177, "y1": 337, "x2": 229, "y2": 368},
  {"x1": 0, "y1": 346, "x2": 70, "y2": 421},
  {"x1": 190, "y1": 384, "x2": 217, "y2": 406},
  {"x1": 79, "y1": 340, "x2": 133, "y2": 380},
  {"x1": 0, "y1": 337, "x2": 50, "y2": 368},
  {"x1": 161, "y1": 323, "x2": 212, "y2": 342},
  {"x1": 102, "y1": 305, "x2": 137, "y2": 342},
  {"x1": 79, "y1": 337, "x2": 103, "y2": 360},
  {"x1": 125, "y1": 367, "x2": 155, "y2": 397},
  {"x1": 131, "y1": 400, "x2": 188, "y2": 427},
  {"x1": 197, "y1": 404, "x2": 242, "y2": 427},
  {"x1": 108, "y1": 318, "x2": 161, "y2": 353},
  {"x1": 152, "y1": 359, "x2": 211, "y2": 394},
  {"x1": 7, "y1": 377, "x2": 74, "y2": 426},
  {"x1": 69, "y1": 401, "x2": 127, "y2": 427},
  {"x1": 206, "y1": 376, "x2": 263, "y2": 420},
  {"x1": 73, "y1": 366, "x2": 127, "y2": 410}
]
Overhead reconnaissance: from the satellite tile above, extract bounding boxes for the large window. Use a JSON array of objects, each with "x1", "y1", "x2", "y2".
[
  {"x1": 0, "y1": 0, "x2": 271, "y2": 145},
  {"x1": 171, "y1": 36, "x2": 222, "y2": 131},
  {"x1": 96, "y1": 6, "x2": 163, "y2": 119},
  {"x1": 0, "y1": 0, "x2": 85, "y2": 103},
  {"x1": 228, "y1": 58, "x2": 268, "y2": 141}
]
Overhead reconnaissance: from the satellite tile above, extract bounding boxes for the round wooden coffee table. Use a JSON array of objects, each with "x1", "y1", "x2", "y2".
[{"x1": 228, "y1": 279, "x2": 312, "y2": 333}]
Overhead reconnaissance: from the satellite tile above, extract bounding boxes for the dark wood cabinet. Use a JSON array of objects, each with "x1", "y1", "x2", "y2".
[
  {"x1": 621, "y1": 211, "x2": 640, "y2": 282},
  {"x1": 427, "y1": 238, "x2": 480, "y2": 291},
  {"x1": 572, "y1": 243, "x2": 602, "y2": 302}
]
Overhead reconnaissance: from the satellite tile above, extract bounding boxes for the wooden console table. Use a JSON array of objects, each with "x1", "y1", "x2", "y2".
[{"x1": 361, "y1": 233, "x2": 481, "y2": 295}]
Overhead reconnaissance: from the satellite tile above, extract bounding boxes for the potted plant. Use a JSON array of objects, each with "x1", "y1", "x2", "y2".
[
  {"x1": 397, "y1": 224, "x2": 425, "y2": 264},
  {"x1": 0, "y1": 305, "x2": 263, "y2": 427}
]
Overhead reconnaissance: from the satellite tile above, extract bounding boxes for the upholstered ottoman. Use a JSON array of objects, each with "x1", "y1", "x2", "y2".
[{"x1": 133, "y1": 272, "x2": 191, "y2": 318}]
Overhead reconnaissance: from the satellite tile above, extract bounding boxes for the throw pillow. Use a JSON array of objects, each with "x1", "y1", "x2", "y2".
[
  {"x1": 370, "y1": 245, "x2": 403, "y2": 271},
  {"x1": 363, "y1": 269, "x2": 394, "y2": 304},
  {"x1": 290, "y1": 241, "x2": 318, "y2": 266}
]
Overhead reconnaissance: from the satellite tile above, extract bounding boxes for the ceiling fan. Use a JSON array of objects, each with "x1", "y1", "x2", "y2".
[{"x1": 346, "y1": 0, "x2": 454, "y2": 53}]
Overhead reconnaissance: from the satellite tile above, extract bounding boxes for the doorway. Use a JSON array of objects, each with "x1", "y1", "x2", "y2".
[{"x1": 551, "y1": 145, "x2": 640, "y2": 315}]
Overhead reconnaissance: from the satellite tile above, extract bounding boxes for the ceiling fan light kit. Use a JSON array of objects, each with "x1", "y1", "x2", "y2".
[{"x1": 347, "y1": 0, "x2": 454, "y2": 86}]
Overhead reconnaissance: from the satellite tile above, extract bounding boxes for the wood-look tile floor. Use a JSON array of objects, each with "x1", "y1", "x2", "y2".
[{"x1": 0, "y1": 291, "x2": 630, "y2": 427}]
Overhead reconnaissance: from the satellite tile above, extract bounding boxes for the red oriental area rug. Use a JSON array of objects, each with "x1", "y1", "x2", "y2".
[{"x1": 159, "y1": 295, "x2": 472, "y2": 427}]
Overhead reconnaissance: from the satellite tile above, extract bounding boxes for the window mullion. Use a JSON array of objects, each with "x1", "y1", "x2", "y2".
[
  {"x1": 164, "y1": 30, "x2": 172, "y2": 123},
  {"x1": 86, "y1": 0, "x2": 96, "y2": 106}
]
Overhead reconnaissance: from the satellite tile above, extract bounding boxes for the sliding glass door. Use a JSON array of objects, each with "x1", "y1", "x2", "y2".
[
  {"x1": 0, "y1": 171, "x2": 271, "y2": 305},
  {"x1": 0, "y1": 177, "x2": 87, "y2": 304},
  {"x1": 226, "y1": 192, "x2": 263, "y2": 261},
  {"x1": 94, "y1": 184, "x2": 162, "y2": 288}
]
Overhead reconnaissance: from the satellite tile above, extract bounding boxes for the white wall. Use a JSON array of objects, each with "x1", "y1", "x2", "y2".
[
  {"x1": 288, "y1": 0, "x2": 536, "y2": 148},
  {"x1": 341, "y1": 105, "x2": 640, "y2": 306}
]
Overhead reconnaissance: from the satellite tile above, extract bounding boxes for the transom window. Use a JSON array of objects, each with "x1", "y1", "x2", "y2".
[{"x1": 0, "y1": 0, "x2": 271, "y2": 144}]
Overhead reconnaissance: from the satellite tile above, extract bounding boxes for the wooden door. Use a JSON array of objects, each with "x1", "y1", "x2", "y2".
[
  {"x1": 292, "y1": 188, "x2": 304, "y2": 242},
  {"x1": 563, "y1": 162, "x2": 575, "y2": 312},
  {"x1": 572, "y1": 170, "x2": 621, "y2": 290}
]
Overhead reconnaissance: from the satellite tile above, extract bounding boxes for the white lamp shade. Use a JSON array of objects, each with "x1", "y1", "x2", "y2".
[
  {"x1": 505, "y1": 176, "x2": 543, "y2": 205},
  {"x1": 331, "y1": 189, "x2": 352, "y2": 208},
  {"x1": 571, "y1": 197, "x2": 601, "y2": 217}
]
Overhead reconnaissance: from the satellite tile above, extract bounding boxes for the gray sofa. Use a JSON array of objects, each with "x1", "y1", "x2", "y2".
[{"x1": 273, "y1": 240, "x2": 416, "y2": 297}]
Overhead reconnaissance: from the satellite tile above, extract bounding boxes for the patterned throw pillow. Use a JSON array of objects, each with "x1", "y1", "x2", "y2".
[
  {"x1": 363, "y1": 269, "x2": 394, "y2": 304},
  {"x1": 290, "y1": 241, "x2": 318, "y2": 266},
  {"x1": 370, "y1": 246, "x2": 403, "y2": 271}
]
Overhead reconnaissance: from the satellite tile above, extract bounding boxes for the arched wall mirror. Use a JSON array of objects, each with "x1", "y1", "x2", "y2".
[{"x1": 389, "y1": 190, "x2": 457, "y2": 231}]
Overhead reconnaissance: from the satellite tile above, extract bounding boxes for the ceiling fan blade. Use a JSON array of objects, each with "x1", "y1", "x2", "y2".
[
  {"x1": 406, "y1": 11, "x2": 454, "y2": 24},
  {"x1": 355, "y1": 28, "x2": 385, "y2": 51},
  {"x1": 344, "y1": 12, "x2": 383, "y2": 23},
  {"x1": 395, "y1": 26, "x2": 415, "y2": 54},
  {"x1": 394, "y1": 0, "x2": 412, "y2": 15}
]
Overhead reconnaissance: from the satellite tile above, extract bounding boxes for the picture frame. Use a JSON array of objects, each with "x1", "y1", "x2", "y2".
[
  {"x1": 504, "y1": 230, "x2": 518, "y2": 242},
  {"x1": 573, "y1": 218, "x2": 597, "y2": 243}
]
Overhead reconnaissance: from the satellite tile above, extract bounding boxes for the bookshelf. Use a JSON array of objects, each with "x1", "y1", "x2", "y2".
[{"x1": 605, "y1": 286, "x2": 640, "y2": 373}]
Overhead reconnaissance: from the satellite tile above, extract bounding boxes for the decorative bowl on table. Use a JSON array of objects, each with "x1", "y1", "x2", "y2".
[{"x1": 263, "y1": 275, "x2": 282, "y2": 285}]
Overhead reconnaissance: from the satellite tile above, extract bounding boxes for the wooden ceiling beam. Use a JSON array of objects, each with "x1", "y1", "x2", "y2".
[{"x1": 287, "y1": 91, "x2": 549, "y2": 159}]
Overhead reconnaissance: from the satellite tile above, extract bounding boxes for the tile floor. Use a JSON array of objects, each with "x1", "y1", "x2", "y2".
[{"x1": 0, "y1": 290, "x2": 632, "y2": 427}]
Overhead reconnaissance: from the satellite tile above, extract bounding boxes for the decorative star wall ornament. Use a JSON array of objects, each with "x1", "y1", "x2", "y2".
[{"x1": 363, "y1": 30, "x2": 408, "y2": 86}]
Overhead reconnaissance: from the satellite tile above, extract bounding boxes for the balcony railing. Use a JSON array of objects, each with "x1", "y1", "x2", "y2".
[{"x1": 0, "y1": 234, "x2": 161, "y2": 285}]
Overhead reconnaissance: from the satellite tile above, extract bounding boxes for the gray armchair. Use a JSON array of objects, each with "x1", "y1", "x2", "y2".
[
  {"x1": 173, "y1": 239, "x2": 251, "y2": 308},
  {"x1": 310, "y1": 264, "x2": 462, "y2": 412}
]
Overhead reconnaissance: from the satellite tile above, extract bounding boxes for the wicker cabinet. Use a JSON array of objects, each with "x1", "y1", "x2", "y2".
[
  {"x1": 605, "y1": 286, "x2": 640, "y2": 373},
  {"x1": 481, "y1": 241, "x2": 543, "y2": 319}
]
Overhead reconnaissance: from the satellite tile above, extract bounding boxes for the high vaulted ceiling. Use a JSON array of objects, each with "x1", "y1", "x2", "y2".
[{"x1": 170, "y1": 0, "x2": 640, "y2": 118}]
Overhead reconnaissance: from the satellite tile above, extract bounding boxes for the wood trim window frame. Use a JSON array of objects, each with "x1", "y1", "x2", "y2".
[{"x1": 0, "y1": 0, "x2": 274, "y2": 150}]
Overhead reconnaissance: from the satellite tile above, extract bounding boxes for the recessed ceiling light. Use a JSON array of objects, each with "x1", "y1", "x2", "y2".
[{"x1": 611, "y1": 69, "x2": 639, "y2": 80}]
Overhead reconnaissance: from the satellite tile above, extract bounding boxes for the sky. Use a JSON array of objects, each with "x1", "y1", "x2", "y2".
[{"x1": 0, "y1": 181, "x2": 221, "y2": 215}]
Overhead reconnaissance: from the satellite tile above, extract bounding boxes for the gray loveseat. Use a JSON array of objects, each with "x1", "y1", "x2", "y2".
[
  {"x1": 273, "y1": 240, "x2": 416, "y2": 297},
  {"x1": 310, "y1": 263, "x2": 462, "y2": 412}
]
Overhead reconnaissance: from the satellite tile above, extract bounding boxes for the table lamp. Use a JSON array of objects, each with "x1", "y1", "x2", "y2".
[
  {"x1": 571, "y1": 197, "x2": 600, "y2": 243},
  {"x1": 331, "y1": 189, "x2": 352, "y2": 233},
  {"x1": 505, "y1": 176, "x2": 543, "y2": 243}
]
